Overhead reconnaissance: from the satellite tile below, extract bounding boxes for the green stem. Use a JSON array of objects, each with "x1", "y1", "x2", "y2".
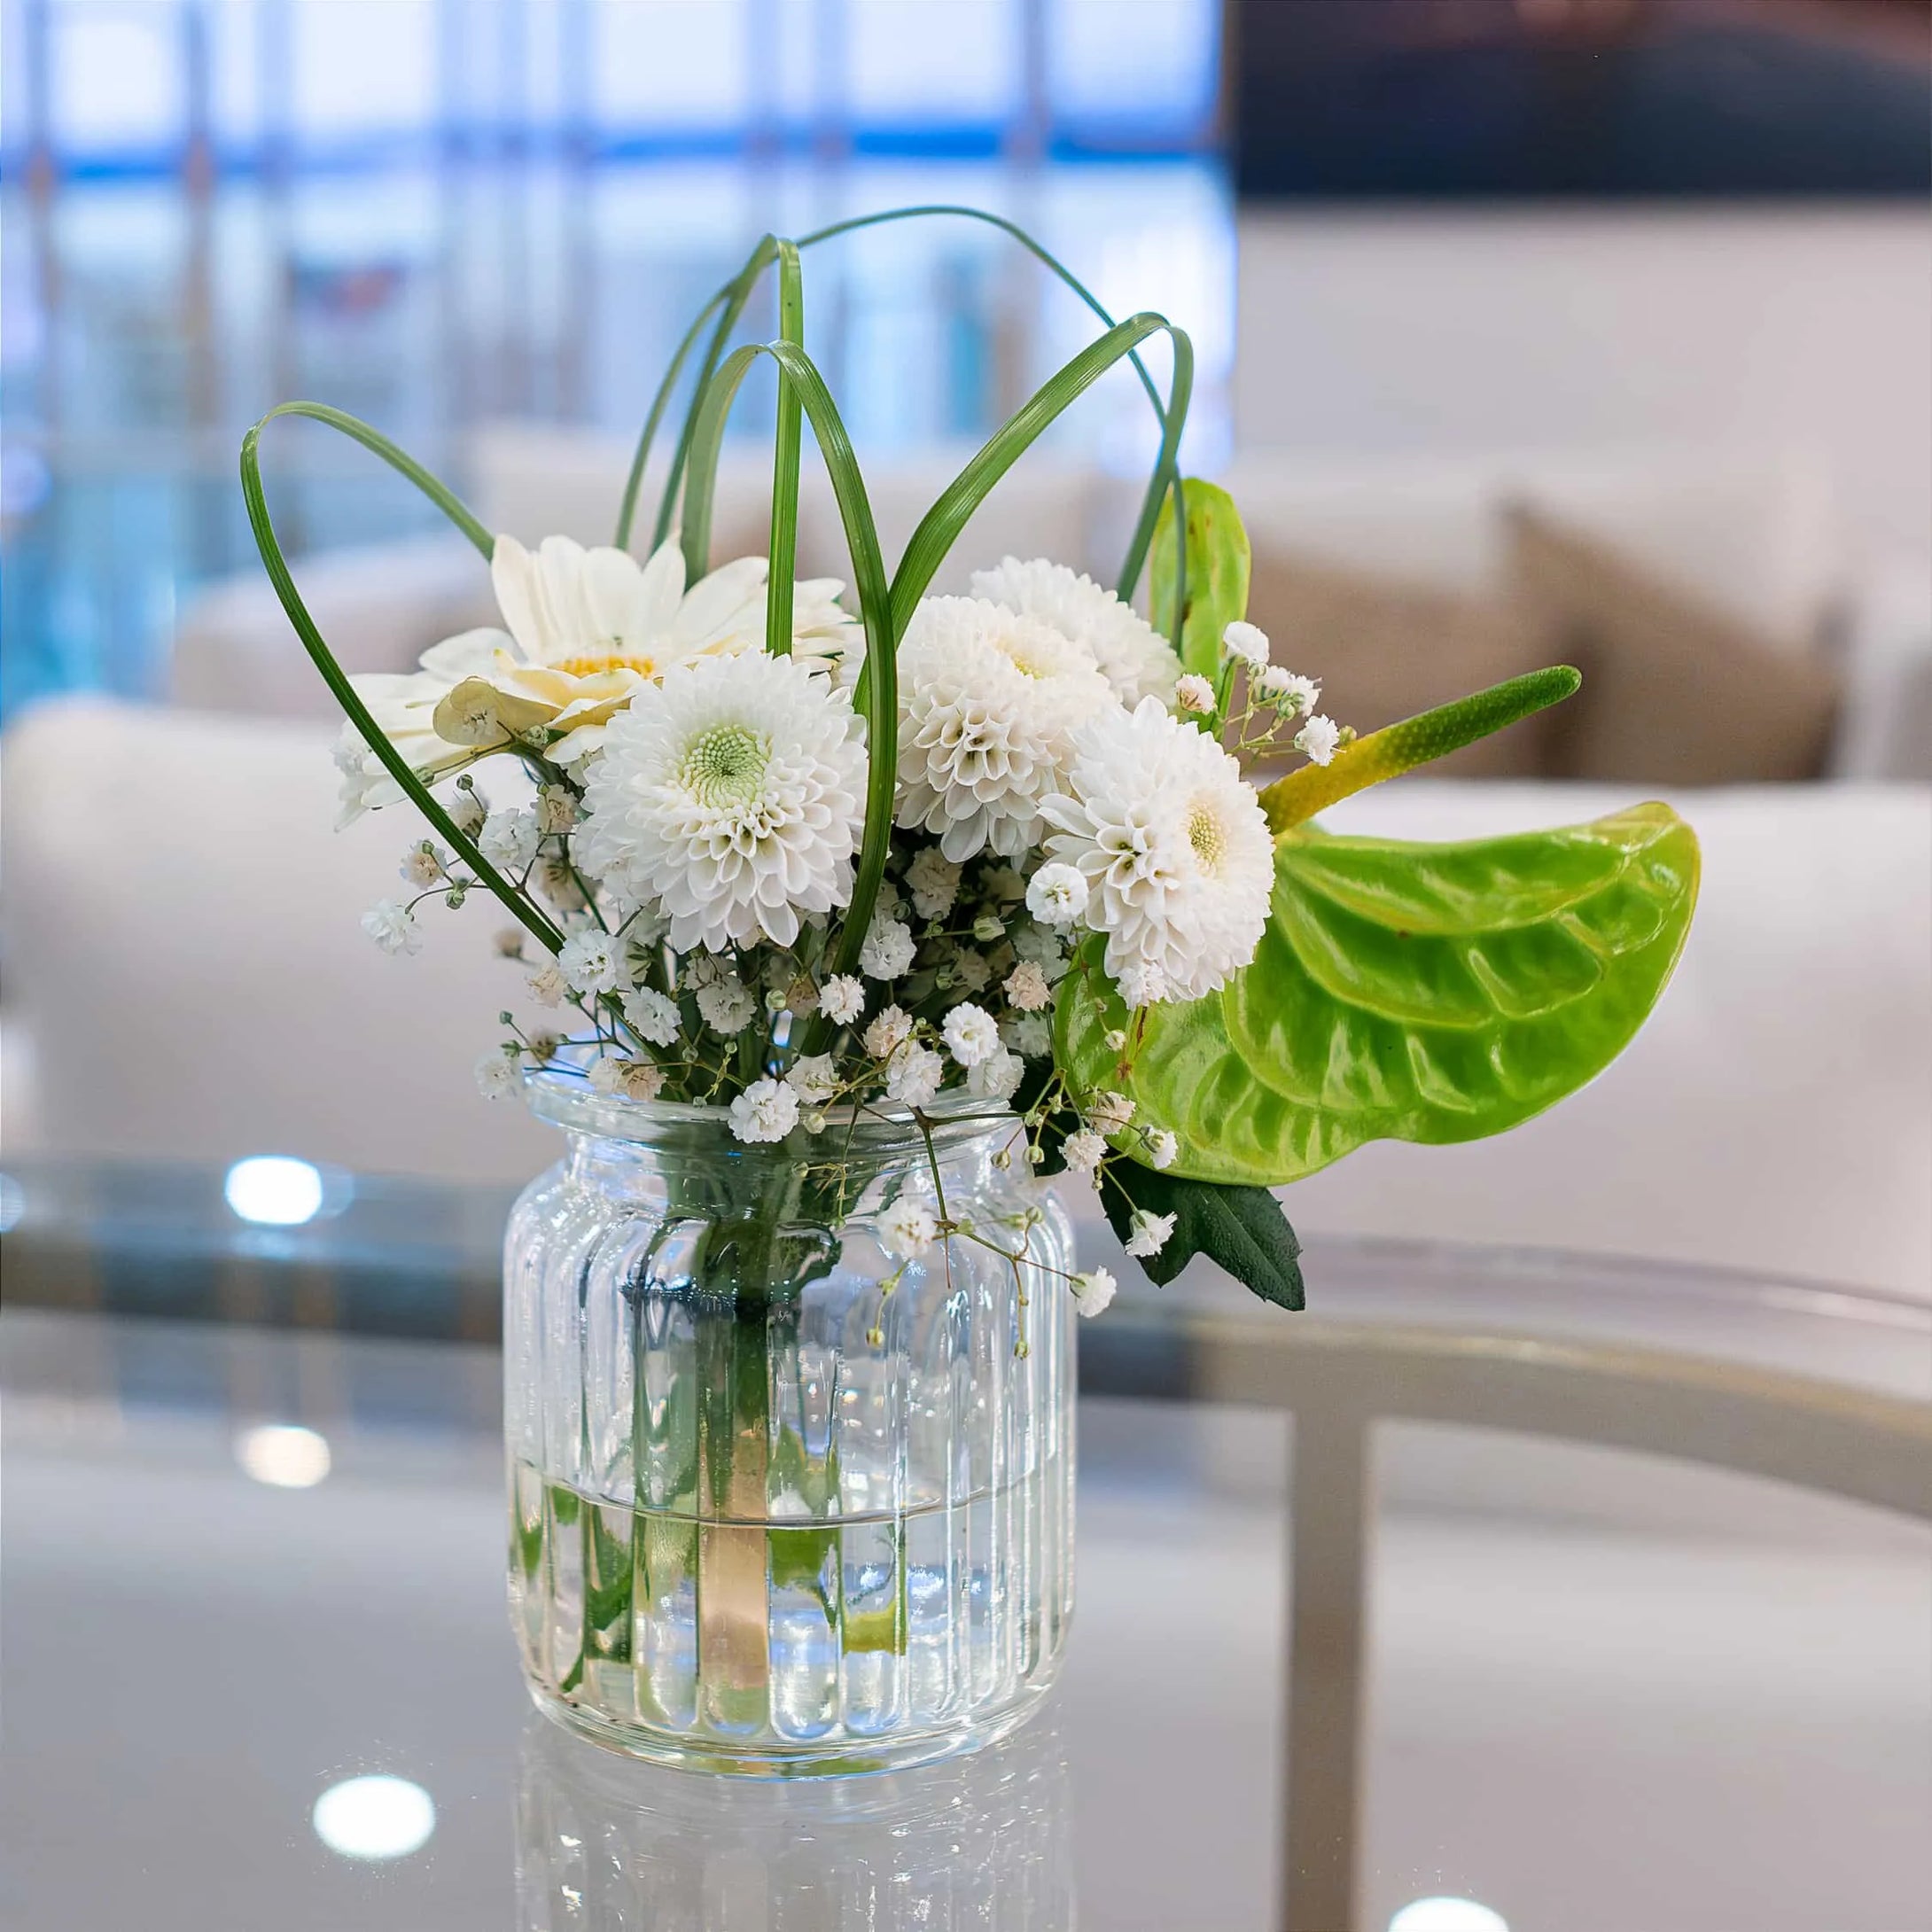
[{"x1": 239, "y1": 409, "x2": 565, "y2": 957}]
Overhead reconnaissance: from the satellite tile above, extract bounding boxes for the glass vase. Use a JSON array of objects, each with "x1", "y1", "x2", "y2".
[{"x1": 503, "y1": 1071, "x2": 1077, "y2": 1777}]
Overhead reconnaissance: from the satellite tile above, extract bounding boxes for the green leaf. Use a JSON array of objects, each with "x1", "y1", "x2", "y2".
[
  {"x1": 1101, "y1": 1159, "x2": 1305, "y2": 1309},
  {"x1": 1149, "y1": 479, "x2": 1250, "y2": 679},
  {"x1": 1056, "y1": 803, "x2": 1700, "y2": 1186},
  {"x1": 1258, "y1": 666, "x2": 1582, "y2": 830}
]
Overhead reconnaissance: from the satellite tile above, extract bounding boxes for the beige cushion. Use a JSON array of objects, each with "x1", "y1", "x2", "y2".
[
  {"x1": 1243, "y1": 546, "x2": 1559, "y2": 776},
  {"x1": 1507, "y1": 504, "x2": 1841, "y2": 784}
]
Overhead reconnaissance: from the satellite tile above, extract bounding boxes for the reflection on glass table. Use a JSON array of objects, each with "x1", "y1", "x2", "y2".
[{"x1": 2, "y1": 1157, "x2": 1928, "y2": 1932}]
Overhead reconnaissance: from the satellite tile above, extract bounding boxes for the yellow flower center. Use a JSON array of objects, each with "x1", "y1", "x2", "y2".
[
  {"x1": 551, "y1": 652, "x2": 657, "y2": 679},
  {"x1": 1186, "y1": 800, "x2": 1226, "y2": 873}
]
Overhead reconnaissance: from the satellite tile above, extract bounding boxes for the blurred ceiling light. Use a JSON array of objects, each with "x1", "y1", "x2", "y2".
[
  {"x1": 1390, "y1": 1900, "x2": 1509, "y2": 1932},
  {"x1": 223, "y1": 1155, "x2": 324, "y2": 1226},
  {"x1": 311, "y1": 1774, "x2": 436, "y2": 1862},
  {"x1": 235, "y1": 1423, "x2": 332, "y2": 1489}
]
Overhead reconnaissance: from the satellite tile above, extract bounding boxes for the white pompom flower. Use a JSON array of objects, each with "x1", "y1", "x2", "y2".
[
  {"x1": 474, "y1": 1049, "x2": 518, "y2": 1100},
  {"x1": 1025, "y1": 861, "x2": 1089, "y2": 928},
  {"x1": 362, "y1": 899, "x2": 421, "y2": 956},
  {"x1": 967, "y1": 1047, "x2": 1024, "y2": 1102},
  {"x1": 894, "y1": 596, "x2": 1112, "y2": 862},
  {"x1": 880, "y1": 1198, "x2": 939, "y2": 1258},
  {"x1": 818, "y1": 974, "x2": 866, "y2": 1025},
  {"x1": 940, "y1": 1002, "x2": 1001, "y2": 1068},
  {"x1": 577, "y1": 650, "x2": 867, "y2": 954},
  {"x1": 858, "y1": 913, "x2": 917, "y2": 982},
  {"x1": 884, "y1": 1041, "x2": 945, "y2": 1109},
  {"x1": 1040, "y1": 697, "x2": 1273, "y2": 1005},
  {"x1": 557, "y1": 929, "x2": 627, "y2": 995},
  {"x1": 1062, "y1": 1128, "x2": 1107, "y2": 1174},
  {"x1": 864, "y1": 1005, "x2": 914, "y2": 1060},
  {"x1": 1221, "y1": 619, "x2": 1269, "y2": 670},
  {"x1": 970, "y1": 557, "x2": 1181, "y2": 706},
  {"x1": 621, "y1": 985, "x2": 682, "y2": 1047},
  {"x1": 1125, "y1": 1210, "x2": 1176, "y2": 1258},
  {"x1": 728, "y1": 1076, "x2": 800, "y2": 1144},
  {"x1": 1071, "y1": 1267, "x2": 1118, "y2": 1317},
  {"x1": 1295, "y1": 714, "x2": 1342, "y2": 767}
]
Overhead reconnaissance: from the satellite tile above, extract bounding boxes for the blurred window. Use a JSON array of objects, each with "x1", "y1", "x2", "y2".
[{"x1": 6, "y1": 0, "x2": 1219, "y2": 170}]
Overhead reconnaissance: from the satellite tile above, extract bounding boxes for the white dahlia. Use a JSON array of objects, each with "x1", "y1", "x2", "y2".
[
  {"x1": 970, "y1": 556, "x2": 1181, "y2": 706},
  {"x1": 576, "y1": 650, "x2": 867, "y2": 954},
  {"x1": 1040, "y1": 697, "x2": 1274, "y2": 1005},
  {"x1": 894, "y1": 596, "x2": 1113, "y2": 862}
]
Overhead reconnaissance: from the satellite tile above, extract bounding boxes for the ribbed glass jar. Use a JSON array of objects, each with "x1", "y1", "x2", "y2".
[{"x1": 504, "y1": 1071, "x2": 1077, "y2": 1776}]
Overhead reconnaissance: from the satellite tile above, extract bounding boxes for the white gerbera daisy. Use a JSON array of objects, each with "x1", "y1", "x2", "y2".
[
  {"x1": 895, "y1": 596, "x2": 1112, "y2": 862},
  {"x1": 1040, "y1": 697, "x2": 1274, "y2": 1005},
  {"x1": 352, "y1": 534, "x2": 860, "y2": 777},
  {"x1": 577, "y1": 650, "x2": 867, "y2": 954},
  {"x1": 970, "y1": 556, "x2": 1181, "y2": 706}
]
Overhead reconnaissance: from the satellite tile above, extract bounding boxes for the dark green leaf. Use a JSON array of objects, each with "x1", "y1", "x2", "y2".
[{"x1": 1102, "y1": 1159, "x2": 1305, "y2": 1309}]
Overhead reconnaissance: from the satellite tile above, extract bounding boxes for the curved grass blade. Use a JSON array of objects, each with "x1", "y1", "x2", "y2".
[
  {"x1": 625, "y1": 206, "x2": 1180, "y2": 594},
  {"x1": 888, "y1": 314, "x2": 1191, "y2": 636},
  {"x1": 765, "y1": 240, "x2": 805, "y2": 658},
  {"x1": 1259, "y1": 667, "x2": 1584, "y2": 833},
  {"x1": 239, "y1": 407, "x2": 564, "y2": 955},
  {"x1": 614, "y1": 284, "x2": 729, "y2": 552},
  {"x1": 247, "y1": 401, "x2": 494, "y2": 557},
  {"x1": 680, "y1": 339, "x2": 898, "y2": 981},
  {"x1": 658, "y1": 235, "x2": 779, "y2": 555}
]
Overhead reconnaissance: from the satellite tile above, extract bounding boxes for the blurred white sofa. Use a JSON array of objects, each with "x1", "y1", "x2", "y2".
[
  {"x1": 169, "y1": 423, "x2": 1932, "y2": 778},
  {"x1": 4, "y1": 697, "x2": 1927, "y2": 1298}
]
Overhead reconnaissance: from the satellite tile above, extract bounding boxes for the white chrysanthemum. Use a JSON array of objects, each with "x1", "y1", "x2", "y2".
[
  {"x1": 621, "y1": 985, "x2": 682, "y2": 1047},
  {"x1": 362, "y1": 899, "x2": 421, "y2": 956},
  {"x1": 880, "y1": 1198, "x2": 938, "y2": 1258},
  {"x1": 970, "y1": 557, "x2": 1181, "y2": 706},
  {"x1": 818, "y1": 974, "x2": 866, "y2": 1025},
  {"x1": 1125, "y1": 1209, "x2": 1175, "y2": 1258},
  {"x1": 895, "y1": 596, "x2": 1113, "y2": 862},
  {"x1": 475, "y1": 1049, "x2": 518, "y2": 1100},
  {"x1": 941, "y1": 1002, "x2": 1001, "y2": 1068},
  {"x1": 1071, "y1": 1267, "x2": 1118, "y2": 1317},
  {"x1": 729, "y1": 1076, "x2": 799, "y2": 1144},
  {"x1": 577, "y1": 650, "x2": 867, "y2": 954},
  {"x1": 1040, "y1": 697, "x2": 1273, "y2": 1005}
]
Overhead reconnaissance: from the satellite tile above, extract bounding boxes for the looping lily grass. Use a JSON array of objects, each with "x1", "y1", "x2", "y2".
[{"x1": 238, "y1": 403, "x2": 565, "y2": 955}]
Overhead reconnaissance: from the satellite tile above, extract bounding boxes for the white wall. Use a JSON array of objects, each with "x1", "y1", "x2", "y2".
[{"x1": 1234, "y1": 207, "x2": 1932, "y2": 570}]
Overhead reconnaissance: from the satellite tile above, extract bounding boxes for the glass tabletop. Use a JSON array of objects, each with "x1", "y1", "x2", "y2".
[{"x1": 3, "y1": 1157, "x2": 1928, "y2": 1932}]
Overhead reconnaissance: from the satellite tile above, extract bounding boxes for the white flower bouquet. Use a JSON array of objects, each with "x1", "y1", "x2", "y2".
[{"x1": 243, "y1": 206, "x2": 1699, "y2": 1317}]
